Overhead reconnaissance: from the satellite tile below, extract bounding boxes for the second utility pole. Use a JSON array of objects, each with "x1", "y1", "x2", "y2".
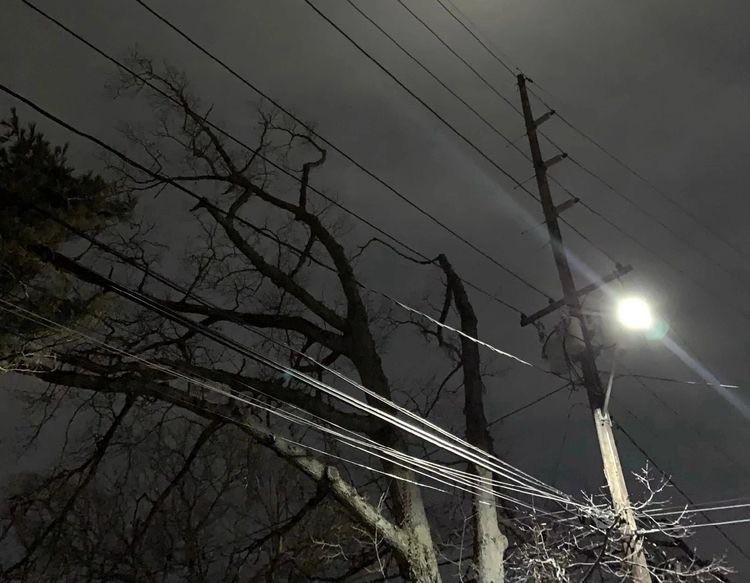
[{"x1": 517, "y1": 73, "x2": 652, "y2": 583}]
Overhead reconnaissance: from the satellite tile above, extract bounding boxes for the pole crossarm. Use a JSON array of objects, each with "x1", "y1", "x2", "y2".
[{"x1": 520, "y1": 264, "x2": 633, "y2": 327}]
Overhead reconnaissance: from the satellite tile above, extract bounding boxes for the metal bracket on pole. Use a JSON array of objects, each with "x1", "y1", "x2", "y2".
[
  {"x1": 534, "y1": 109, "x2": 556, "y2": 127},
  {"x1": 543, "y1": 152, "x2": 568, "y2": 169},
  {"x1": 520, "y1": 264, "x2": 633, "y2": 327},
  {"x1": 553, "y1": 197, "x2": 579, "y2": 217},
  {"x1": 602, "y1": 345, "x2": 619, "y2": 414}
]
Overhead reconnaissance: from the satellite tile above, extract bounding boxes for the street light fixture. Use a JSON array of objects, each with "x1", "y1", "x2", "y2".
[{"x1": 616, "y1": 297, "x2": 654, "y2": 331}]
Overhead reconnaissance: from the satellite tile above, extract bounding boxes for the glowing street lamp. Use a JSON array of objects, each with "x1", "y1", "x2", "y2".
[{"x1": 616, "y1": 297, "x2": 654, "y2": 331}]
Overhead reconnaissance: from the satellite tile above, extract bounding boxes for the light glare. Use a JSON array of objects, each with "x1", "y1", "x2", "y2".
[{"x1": 617, "y1": 297, "x2": 653, "y2": 330}]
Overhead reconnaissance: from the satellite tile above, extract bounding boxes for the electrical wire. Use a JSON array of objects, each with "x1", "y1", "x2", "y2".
[
  {"x1": 326, "y1": 0, "x2": 750, "y2": 376},
  {"x1": 13, "y1": 244, "x2": 576, "y2": 506},
  {"x1": 327, "y1": 0, "x2": 750, "y2": 555},
  {"x1": 618, "y1": 372, "x2": 741, "y2": 391},
  {"x1": 433, "y1": 0, "x2": 518, "y2": 77},
  {"x1": 0, "y1": 300, "x2": 444, "y2": 494},
  {"x1": 386, "y1": 0, "x2": 623, "y2": 267},
  {"x1": 0, "y1": 297, "x2": 585, "y2": 515},
  {"x1": 537, "y1": 94, "x2": 750, "y2": 265},
  {"x1": 487, "y1": 381, "x2": 571, "y2": 427},
  {"x1": 0, "y1": 80, "x2": 604, "y2": 501},
  {"x1": 429, "y1": 0, "x2": 750, "y2": 320},
  {"x1": 0, "y1": 79, "x2": 573, "y2": 406},
  {"x1": 20, "y1": 191, "x2": 629, "y2": 506},
  {"x1": 432, "y1": 0, "x2": 750, "y2": 266},
  {"x1": 646, "y1": 502, "x2": 750, "y2": 519},
  {"x1": 564, "y1": 155, "x2": 750, "y2": 295},
  {"x1": 639, "y1": 517, "x2": 750, "y2": 535},
  {"x1": 347, "y1": 0, "x2": 619, "y2": 270},
  {"x1": 27, "y1": 0, "x2": 724, "y2": 398},
  {"x1": 8, "y1": 0, "x2": 744, "y2": 560},
  {"x1": 614, "y1": 417, "x2": 750, "y2": 561},
  {"x1": 394, "y1": 0, "x2": 520, "y2": 118},
  {"x1": 0, "y1": 81, "x2": 577, "y2": 398},
  {"x1": 18, "y1": 0, "x2": 527, "y2": 318},
  {"x1": 20, "y1": 185, "x2": 617, "y2": 499},
  {"x1": 378, "y1": 7, "x2": 750, "y2": 553},
  {"x1": 17, "y1": 0, "x2": 748, "y2": 536},
  {"x1": 651, "y1": 497, "x2": 750, "y2": 514},
  {"x1": 624, "y1": 369, "x2": 744, "y2": 470},
  {"x1": 306, "y1": 0, "x2": 618, "y2": 267},
  {"x1": 127, "y1": 0, "x2": 551, "y2": 302}
]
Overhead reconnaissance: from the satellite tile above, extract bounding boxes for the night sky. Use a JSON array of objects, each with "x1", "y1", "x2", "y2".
[{"x1": 2, "y1": 0, "x2": 750, "y2": 575}]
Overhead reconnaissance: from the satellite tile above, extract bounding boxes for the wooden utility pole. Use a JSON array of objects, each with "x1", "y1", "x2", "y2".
[{"x1": 517, "y1": 73, "x2": 652, "y2": 583}]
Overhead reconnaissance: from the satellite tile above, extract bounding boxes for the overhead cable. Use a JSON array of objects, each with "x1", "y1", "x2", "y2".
[
  {"x1": 128, "y1": 0, "x2": 551, "y2": 301},
  {"x1": 0, "y1": 298, "x2": 579, "y2": 511},
  {"x1": 17, "y1": 0, "x2": 528, "y2": 316},
  {"x1": 12, "y1": 246, "x2": 574, "y2": 505},
  {"x1": 433, "y1": 0, "x2": 750, "y2": 265}
]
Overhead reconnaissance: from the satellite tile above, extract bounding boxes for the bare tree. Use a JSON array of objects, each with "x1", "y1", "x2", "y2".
[{"x1": 0, "y1": 61, "x2": 733, "y2": 582}]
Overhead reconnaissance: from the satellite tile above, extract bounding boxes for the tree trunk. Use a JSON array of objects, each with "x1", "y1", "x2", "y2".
[
  {"x1": 437, "y1": 254, "x2": 508, "y2": 583},
  {"x1": 349, "y1": 316, "x2": 441, "y2": 582}
]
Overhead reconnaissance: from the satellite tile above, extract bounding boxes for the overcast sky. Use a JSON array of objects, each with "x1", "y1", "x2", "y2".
[{"x1": 2, "y1": 0, "x2": 750, "y2": 574}]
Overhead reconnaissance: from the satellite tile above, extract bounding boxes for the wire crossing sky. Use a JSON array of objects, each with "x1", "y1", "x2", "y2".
[{"x1": 3, "y1": 0, "x2": 750, "y2": 571}]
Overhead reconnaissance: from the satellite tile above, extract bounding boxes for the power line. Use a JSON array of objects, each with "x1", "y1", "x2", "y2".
[
  {"x1": 384, "y1": 0, "x2": 619, "y2": 266},
  {"x1": 0, "y1": 107, "x2": 574, "y2": 504},
  {"x1": 344, "y1": 0, "x2": 520, "y2": 168},
  {"x1": 403, "y1": 5, "x2": 750, "y2": 479},
  {"x1": 395, "y1": 0, "x2": 520, "y2": 117},
  {"x1": 0, "y1": 81, "x2": 571, "y2": 394},
  {"x1": 17, "y1": 181, "x2": 571, "y2": 389},
  {"x1": 336, "y1": 0, "x2": 750, "y2": 564},
  {"x1": 302, "y1": 0, "x2": 619, "y2": 268},
  {"x1": 404, "y1": 0, "x2": 750, "y2": 321},
  {"x1": 13, "y1": 0, "x2": 748, "y2": 564},
  {"x1": 2, "y1": 297, "x2": 610, "y2": 530},
  {"x1": 17, "y1": 248, "x2": 579, "y2": 506},
  {"x1": 9, "y1": 0, "x2": 528, "y2": 318},
  {"x1": 17, "y1": 0, "x2": 748, "y2": 528},
  {"x1": 129, "y1": 0, "x2": 552, "y2": 301},
  {"x1": 563, "y1": 154, "x2": 750, "y2": 292},
  {"x1": 0, "y1": 298, "x2": 564, "y2": 513},
  {"x1": 434, "y1": 0, "x2": 750, "y2": 311},
  {"x1": 652, "y1": 497, "x2": 750, "y2": 515},
  {"x1": 305, "y1": 0, "x2": 750, "y2": 492},
  {"x1": 387, "y1": 0, "x2": 618, "y2": 270},
  {"x1": 619, "y1": 372, "x2": 742, "y2": 391},
  {"x1": 432, "y1": 0, "x2": 750, "y2": 266},
  {"x1": 344, "y1": 0, "x2": 750, "y2": 366},
  {"x1": 432, "y1": 0, "x2": 517, "y2": 77},
  {"x1": 345, "y1": 0, "x2": 624, "y2": 274},
  {"x1": 0, "y1": 82, "x2": 592, "y2": 434},
  {"x1": 537, "y1": 93, "x2": 750, "y2": 265},
  {"x1": 624, "y1": 369, "x2": 744, "y2": 470},
  {"x1": 647, "y1": 502, "x2": 750, "y2": 519},
  {"x1": 0, "y1": 82, "x2": 570, "y2": 499},
  {"x1": 640, "y1": 517, "x2": 750, "y2": 535},
  {"x1": 136, "y1": 0, "x2": 749, "y2": 336},
  {"x1": 418, "y1": 0, "x2": 750, "y2": 320},
  {"x1": 487, "y1": 381, "x2": 571, "y2": 427},
  {"x1": 614, "y1": 416, "x2": 750, "y2": 562}
]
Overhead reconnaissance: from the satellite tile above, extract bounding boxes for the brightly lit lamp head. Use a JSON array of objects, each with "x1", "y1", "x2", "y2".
[{"x1": 616, "y1": 297, "x2": 654, "y2": 331}]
